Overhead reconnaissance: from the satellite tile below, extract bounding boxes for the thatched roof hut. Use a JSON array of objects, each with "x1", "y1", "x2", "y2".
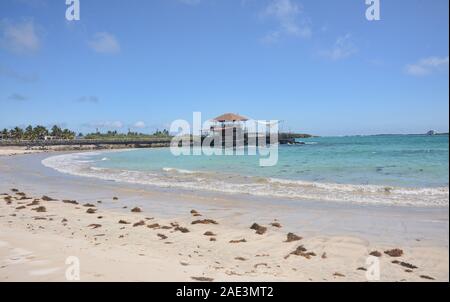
[{"x1": 212, "y1": 113, "x2": 249, "y2": 122}]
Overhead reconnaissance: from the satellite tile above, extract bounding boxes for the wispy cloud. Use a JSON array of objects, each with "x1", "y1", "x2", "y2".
[
  {"x1": 84, "y1": 121, "x2": 124, "y2": 129},
  {"x1": 7, "y1": 93, "x2": 28, "y2": 102},
  {"x1": 76, "y1": 96, "x2": 100, "y2": 104},
  {"x1": 0, "y1": 19, "x2": 41, "y2": 54},
  {"x1": 260, "y1": 0, "x2": 311, "y2": 43},
  {"x1": 320, "y1": 34, "x2": 357, "y2": 60},
  {"x1": 88, "y1": 32, "x2": 121, "y2": 54},
  {"x1": 405, "y1": 56, "x2": 449, "y2": 76},
  {"x1": 133, "y1": 121, "x2": 146, "y2": 129},
  {"x1": 0, "y1": 64, "x2": 39, "y2": 83}
]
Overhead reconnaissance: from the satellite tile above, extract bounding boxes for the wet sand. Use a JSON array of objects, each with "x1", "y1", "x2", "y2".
[{"x1": 0, "y1": 153, "x2": 448, "y2": 282}]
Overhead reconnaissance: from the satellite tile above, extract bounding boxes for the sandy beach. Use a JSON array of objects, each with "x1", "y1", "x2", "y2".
[
  {"x1": 0, "y1": 152, "x2": 448, "y2": 282},
  {"x1": 0, "y1": 147, "x2": 45, "y2": 157}
]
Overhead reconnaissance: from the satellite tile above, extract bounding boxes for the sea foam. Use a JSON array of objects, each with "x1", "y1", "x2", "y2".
[{"x1": 42, "y1": 151, "x2": 449, "y2": 207}]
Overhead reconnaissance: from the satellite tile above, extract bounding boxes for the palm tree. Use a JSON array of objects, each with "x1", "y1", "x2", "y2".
[
  {"x1": 62, "y1": 129, "x2": 75, "y2": 140},
  {"x1": 33, "y1": 125, "x2": 48, "y2": 140},
  {"x1": 24, "y1": 125, "x2": 34, "y2": 140},
  {"x1": 1, "y1": 128, "x2": 8, "y2": 140},
  {"x1": 51, "y1": 125, "x2": 63, "y2": 138},
  {"x1": 10, "y1": 127, "x2": 24, "y2": 140}
]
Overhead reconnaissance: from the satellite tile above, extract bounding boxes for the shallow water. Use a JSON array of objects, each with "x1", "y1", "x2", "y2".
[{"x1": 42, "y1": 135, "x2": 449, "y2": 207}]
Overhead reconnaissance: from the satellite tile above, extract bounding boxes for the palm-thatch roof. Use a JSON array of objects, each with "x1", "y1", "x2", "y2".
[{"x1": 213, "y1": 113, "x2": 249, "y2": 122}]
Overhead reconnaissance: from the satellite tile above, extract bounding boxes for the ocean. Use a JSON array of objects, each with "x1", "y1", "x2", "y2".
[{"x1": 42, "y1": 135, "x2": 449, "y2": 207}]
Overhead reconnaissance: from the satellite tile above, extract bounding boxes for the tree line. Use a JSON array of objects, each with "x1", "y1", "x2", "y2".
[
  {"x1": 1, "y1": 125, "x2": 76, "y2": 140},
  {"x1": 0, "y1": 126, "x2": 171, "y2": 141}
]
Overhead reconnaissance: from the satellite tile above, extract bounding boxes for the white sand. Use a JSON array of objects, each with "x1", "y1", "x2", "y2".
[
  {"x1": 0, "y1": 147, "x2": 44, "y2": 157},
  {"x1": 0, "y1": 192, "x2": 447, "y2": 282}
]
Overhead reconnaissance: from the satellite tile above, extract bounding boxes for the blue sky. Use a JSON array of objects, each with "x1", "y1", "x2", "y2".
[{"x1": 0, "y1": 0, "x2": 448, "y2": 136}]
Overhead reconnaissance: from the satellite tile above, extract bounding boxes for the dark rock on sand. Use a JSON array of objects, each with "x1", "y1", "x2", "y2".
[
  {"x1": 384, "y1": 248, "x2": 403, "y2": 257},
  {"x1": 210, "y1": 237, "x2": 216, "y2": 241},
  {"x1": 11, "y1": 188, "x2": 19, "y2": 192},
  {"x1": 27, "y1": 200, "x2": 40, "y2": 206},
  {"x1": 192, "y1": 219, "x2": 218, "y2": 225},
  {"x1": 174, "y1": 226, "x2": 190, "y2": 233},
  {"x1": 88, "y1": 224, "x2": 102, "y2": 229},
  {"x1": 147, "y1": 223, "x2": 160, "y2": 229},
  {"x1": 32, "y1": 206, "x2": 47, "y2": 213},
  {"x1": 229, "y1": 239, "x2": 247, "y2": 243},
  {"x1": 250, "y1": 223, "x2": 267, "y2": 235},
  {"x1": 289, "y1": 245, "x2": 316, "y2": 259},
  {"x1": 86, "y1": 208, "x2": 97, "y2": 214},
  {"x1": 15, "y1": 206, "x2": 26, "y2": 210},
  {"x1": 113, "y1": 197, "x2": 119, "y2": 200},
  {"x1": 133, "y1": 220, "x2": 146, "y2": 227},
  {"x1": 420, "y1": 275, "x2": 435, "y2": 280},
  {"x1": 235, "y1": 257, "x2": 247, "y2": 261},
  {"x1": 333, "y1": 272, "x2": 345, "y2": 277},
  {"x1": 118, "y1": 220, "x2": 130, "y2": 224},
  {"x1": 157, "y1": 233, "x2": 168, "y2": 240},
  {"x1": 191, "y1": 276, "x2": 214, "y2": 282},
  {"x1": 83, "y1": 203, "x2": 96, "y2": 207},
  {"x1": 61, "y1": 218, "x2": 68, "y2": 223},
  {"x1": 270, "y1": 222, "x2": 282, "y2": 228},
  {"x1": 285, "y1": 232, "x2": 302, "y2": 242},
  {"x1": 204, "y1": 231, "x2": 216, "y2": 236},
  {"x1": 63, "y1": 200, "x2": 78, "y2": 205},
  {"x1": 392, "y1": 260, "x2": 418, "y2": 269},
  {"x1": 42, "y1": 195, "x2": 57, "y2": 201},
  {"x1": 357, "y1": 267, "x2": 367, "y2": 271},
  {"x1": 369, "y1": 251, "x2": 382, "y2": 257},
  {"x1": 131, "y1": 207, "x2": 142, "y2": 213}
]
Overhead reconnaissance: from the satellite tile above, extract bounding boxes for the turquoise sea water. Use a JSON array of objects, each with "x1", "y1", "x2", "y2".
[{"x1": 43, "y1": 135, "x2": 449, "y2": 207}]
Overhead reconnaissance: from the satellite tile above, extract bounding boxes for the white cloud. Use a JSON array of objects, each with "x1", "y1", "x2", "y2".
[
  {"x1": 87, "y1": 121, "x2": 124, "y2": 129},
  {"x1": 88, "y1": 32, "x2": 121, "y2": 54},
  {"x1": 0, "y1": 19, "x2": 41, "y2": 54},
  {"x1": 405, "y1": 56, "x2": 449, "y2": 76},
  {"x1": 133, "y1": 121, "x2": 146, "y2": 129},
  {"x1": 261, "y1": 0, "x2": 311, "y2": 43},
  {"x1": 320, "y1": 34, "x2": 357, "y2": 60}
]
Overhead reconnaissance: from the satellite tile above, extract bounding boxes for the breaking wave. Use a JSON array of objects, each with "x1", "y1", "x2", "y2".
[{"x1": 42, "y1": 151, "x2": 449, "y2": 207}]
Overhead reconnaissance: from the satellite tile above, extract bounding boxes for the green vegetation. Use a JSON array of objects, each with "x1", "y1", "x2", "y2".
[
  {"x1": 278, "y1": 132, "x2": 316, "y2": 139},
  {"x1": 0, "y1": 125, "x2": 75, "y2": 140},
  {"x1": 84, "y1": 129, "x2": 170, "y2": 140},
  {"x1": 0, "y1": 126, "x2": 171, "y2": 141}
]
